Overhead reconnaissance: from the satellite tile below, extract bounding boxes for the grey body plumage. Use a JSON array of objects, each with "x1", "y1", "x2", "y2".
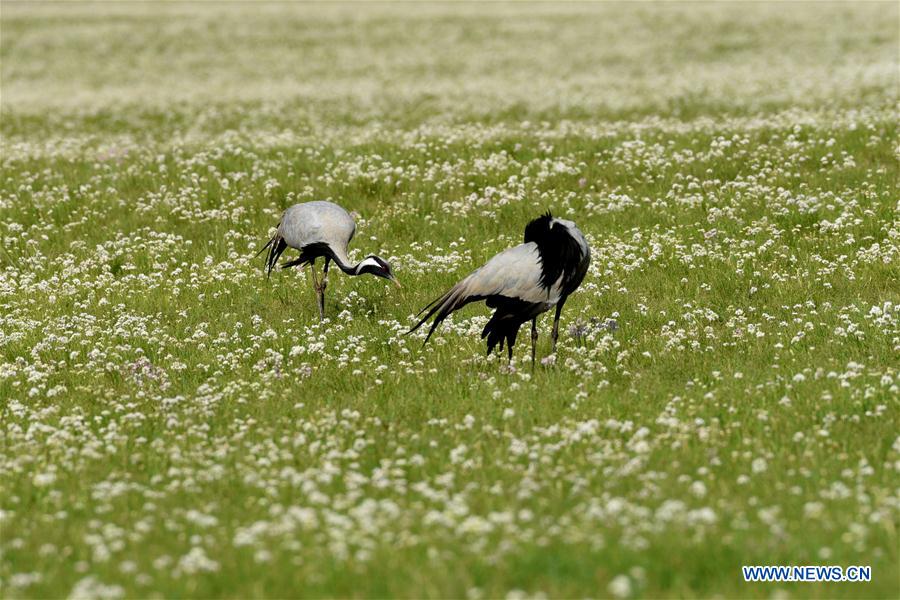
[
  {"x1": 257, "y1": 201, "x2": 397, "y2": 320},
  {"x1": 410, "y1": 212, "x2": 590, "y2": 366}
]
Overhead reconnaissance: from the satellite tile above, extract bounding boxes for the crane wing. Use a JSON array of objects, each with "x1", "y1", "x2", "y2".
[
  {"x1": 409, "y1": 243, "x2": 558, "y2": 343},
  {"x1": 279, "y1": 201, "x2": 357, "y2": 266}
]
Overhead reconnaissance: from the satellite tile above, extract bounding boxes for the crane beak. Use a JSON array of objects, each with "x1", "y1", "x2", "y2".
[{"x1": 391, "y1": 277, "x2": 402, "y2": 289}]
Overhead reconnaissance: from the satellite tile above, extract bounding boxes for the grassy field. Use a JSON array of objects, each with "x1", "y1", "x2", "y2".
[{"x1": 1, "y1": 2, "x2": 898, "y2": 598}]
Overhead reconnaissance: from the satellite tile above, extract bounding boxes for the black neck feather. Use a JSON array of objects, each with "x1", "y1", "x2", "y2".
[
  {"x1": 296, "y1": 242, "x2": 359, "y2": 275},
  {"x1": 524, "y1": 211, "x2": 581, "y2": 291}
]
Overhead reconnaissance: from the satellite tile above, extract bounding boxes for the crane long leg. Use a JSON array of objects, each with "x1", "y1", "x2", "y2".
[
  {"x1": 530, "y1": 318, "x2": 538, "y2": 370},
  {"x1": 309, "y1": 260, "x2": 324, "y2": 322},
  {"x1": 320, "y1": 258, "x2": 330, "y2": 319},
  {"x1": 551, "y1": 299, "x2": 566, "y2": 353}
]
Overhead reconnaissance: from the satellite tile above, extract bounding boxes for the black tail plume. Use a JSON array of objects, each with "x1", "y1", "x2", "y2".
[
  {"x1": 257, "y1": 232, "x2": 288, "y2": 279},
  {"x1": 406, "y1": 288, "x2": 458, "y2": 343},
  {"x1": 407, "y1": 286, "x2": 484, "y2": 345}
]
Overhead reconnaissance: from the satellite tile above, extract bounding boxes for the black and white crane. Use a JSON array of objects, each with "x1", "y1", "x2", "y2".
[
  {"x1": 409, "y1": 211, "x2": 590, "y2": 366},
  {"x1": 257, "y1": 201, "x2": 398, "y2": 320}
]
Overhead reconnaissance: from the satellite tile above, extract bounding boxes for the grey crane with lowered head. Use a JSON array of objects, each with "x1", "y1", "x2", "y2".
[
  {"x1": 258, "y1": 201, "x2": 399, "y2": 320},
  {"x1": 409, "y1": 211, "x2": 590, "y2": 366}
]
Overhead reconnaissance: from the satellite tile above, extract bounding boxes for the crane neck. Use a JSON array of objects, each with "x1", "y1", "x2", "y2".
[{"x1": 328, "y1": 249, "x2": 365, "y2": 276}]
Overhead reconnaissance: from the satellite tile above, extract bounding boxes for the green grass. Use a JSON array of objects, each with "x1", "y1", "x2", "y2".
[{"x1": 1, "y1": 2, "x2": 898, "y2": 598}]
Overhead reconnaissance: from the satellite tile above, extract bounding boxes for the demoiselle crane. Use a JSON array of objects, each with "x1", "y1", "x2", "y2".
[
  {"x1": 409, "y1": 211, "x2": 590, "y2": 366},
  {"x1": 258, "y1": 201, "x2": 399, "y2": 320}
]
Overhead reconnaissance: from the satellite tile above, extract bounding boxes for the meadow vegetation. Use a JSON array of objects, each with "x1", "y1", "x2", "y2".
[{"x1": 1, "y1": 2, "x2": 898, "y2": 598}]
